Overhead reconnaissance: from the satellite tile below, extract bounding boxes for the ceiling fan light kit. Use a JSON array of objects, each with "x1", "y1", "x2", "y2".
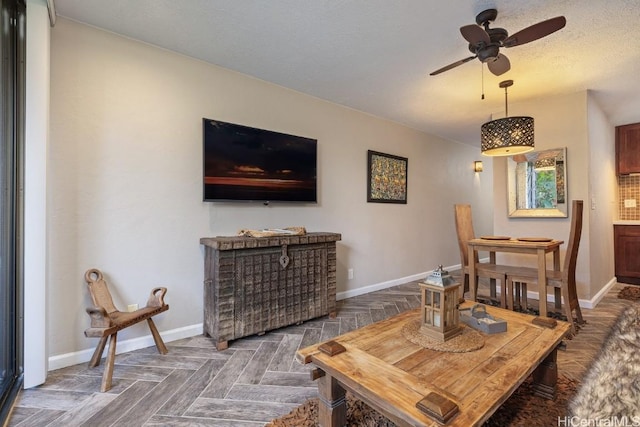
[
  {"x1": 430, "y1": 9, "x2": 566, "y2": 76},
  {"x1": 481, "y1": 80, "x2": 534, "y2": 157}
]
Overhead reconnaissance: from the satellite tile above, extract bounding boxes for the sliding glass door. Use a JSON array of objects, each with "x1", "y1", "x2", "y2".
[{"x1": 0, "y1": 0, "x2": 25, "y2": 423}]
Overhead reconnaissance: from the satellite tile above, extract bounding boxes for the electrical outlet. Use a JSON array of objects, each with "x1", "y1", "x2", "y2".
[
  {"x1": 624, "y1": 199, "x2": 637, "y2": 208},
  {"x1": 127, "y1": 304, "x2": 138, "y2": 312},
  {"x1": 348, "y1": 268, "x2": 354, "y2": 280}
]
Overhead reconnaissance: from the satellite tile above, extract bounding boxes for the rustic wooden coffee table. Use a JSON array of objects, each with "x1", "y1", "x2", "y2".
[{"x1": 297, "y1": 301, "x2": 570, "y2": 426}]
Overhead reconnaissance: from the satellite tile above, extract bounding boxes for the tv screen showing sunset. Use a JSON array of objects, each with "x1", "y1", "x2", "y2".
[{"x1": 203, "y1": 119, "x2": 317, "y2": 202}]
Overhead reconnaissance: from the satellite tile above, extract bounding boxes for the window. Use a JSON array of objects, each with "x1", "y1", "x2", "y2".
[{"x1": 0, "y1": 0, "x2": 25, "y2": 423}]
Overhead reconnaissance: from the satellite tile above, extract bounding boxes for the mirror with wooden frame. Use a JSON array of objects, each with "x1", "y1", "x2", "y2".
[{"x1": 507, "y1": 147, "x2": 568, "y2": 217}]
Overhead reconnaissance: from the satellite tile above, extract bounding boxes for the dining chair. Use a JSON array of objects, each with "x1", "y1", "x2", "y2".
[
  {"x1": 505, "y1": 200, "x2": 585, "y2": 333},
  {"x1": 454, "y1": 204, "x2": 508, "y2": 306}
]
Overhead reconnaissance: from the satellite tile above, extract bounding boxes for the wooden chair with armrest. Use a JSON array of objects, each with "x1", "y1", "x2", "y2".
[
  {"x1": 454, "y1": 204, "x2": 508, "y2": 306},
  {"x1": 505, "y1": 200, "x2": 585, "y2": 334},
  {"x1": 84, "y1": 268, "x2": 169, "y2": 392}
]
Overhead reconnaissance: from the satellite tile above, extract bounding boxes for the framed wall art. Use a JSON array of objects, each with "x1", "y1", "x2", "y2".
[{"x1": 367, "y1": 150, "x2": 408, "y2": 204}]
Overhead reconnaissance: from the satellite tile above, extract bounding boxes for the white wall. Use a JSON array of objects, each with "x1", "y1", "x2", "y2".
[
  {"x1": 47, "y1": 18, "x2": 493, "y2": 366},
  {"x1": 24, "y1": 0, "x2": 50, "y2": 388},
  {"x1": 586, "y1": 92, "x2": 617, "y2": 298},
  {"x1": 492, "y1": 91, "x2": 617, "y2": 303}
]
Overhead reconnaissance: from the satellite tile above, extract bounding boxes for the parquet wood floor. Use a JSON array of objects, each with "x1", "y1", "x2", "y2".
[{"x1": 7, "y1": 279, "x2": 636, "y2": 426}]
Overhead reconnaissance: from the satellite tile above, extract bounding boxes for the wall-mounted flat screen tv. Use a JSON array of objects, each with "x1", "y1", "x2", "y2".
[{"x1": 203, "y1": 118, "x2": 317, "y2": 203}]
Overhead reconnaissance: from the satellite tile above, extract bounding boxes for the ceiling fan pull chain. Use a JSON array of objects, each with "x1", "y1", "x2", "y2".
[{"x1": 481, "y1": 63, "x2": 485, "y2": 100}]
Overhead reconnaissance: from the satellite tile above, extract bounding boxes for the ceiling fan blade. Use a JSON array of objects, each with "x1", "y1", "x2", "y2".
[
  {"x1": 460, "y1": 25, "x2": 490, "y2": 45},
  {"x1": 503, "y1": 16, "x2": 566, "y2": 47},
  {"x1": 429, "y1": 56, "x2": 477, "y2": 76},
  {"x1": 487, "y1": 53, "x2": 510, "y2": 76}
]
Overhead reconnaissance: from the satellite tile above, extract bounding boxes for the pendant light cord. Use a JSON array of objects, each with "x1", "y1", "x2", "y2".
[{"x1": 504, "y1": 85, "x2": 508, "y2": 117}]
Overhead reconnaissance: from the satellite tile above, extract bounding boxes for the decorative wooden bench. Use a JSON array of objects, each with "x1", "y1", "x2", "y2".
[{"x1": 83, "y1": 268, "x2": 169, "y2": 392}]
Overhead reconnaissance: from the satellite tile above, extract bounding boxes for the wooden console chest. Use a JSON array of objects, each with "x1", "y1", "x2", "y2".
[{"x1": 200, "y1": 232, "x2": 341, "y2": 350}]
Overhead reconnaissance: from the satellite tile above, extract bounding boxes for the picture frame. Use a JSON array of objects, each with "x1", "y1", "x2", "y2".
[{"x1": 367, "y1": 150, "x2": 408, "y2": 204}]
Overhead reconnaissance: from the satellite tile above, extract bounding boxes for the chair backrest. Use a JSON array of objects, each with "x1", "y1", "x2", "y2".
[
  {"x1": 454, "y1": 204, "x2": 479, "y2": 268},
  {"x1": 85, "y1": 268, "x2": 119, "y2": 314},
  {"x1": 562, "y1": 200, "x2": 584, "y2": 283}
]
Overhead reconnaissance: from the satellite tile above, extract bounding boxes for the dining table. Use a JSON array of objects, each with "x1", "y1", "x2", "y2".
[{"x1": 467, "y1": 236, "x2": 564, "y2": 318}]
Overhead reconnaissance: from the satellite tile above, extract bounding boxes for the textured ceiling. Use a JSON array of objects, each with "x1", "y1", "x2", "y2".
[{"x1": 52, "y1": 0, "x2": 640, "y2": 147}]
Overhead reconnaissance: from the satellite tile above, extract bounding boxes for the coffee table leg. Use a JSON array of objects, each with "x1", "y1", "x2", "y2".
[
  {"x1": 531, "y1": 347, "x2": 558, "y2": 399},
  {"x1": 317, "y1": 372, "x2": 347, "y2": 427}
]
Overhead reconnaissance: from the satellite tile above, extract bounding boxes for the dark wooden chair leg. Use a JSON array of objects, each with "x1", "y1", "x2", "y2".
[
  {"x1": 506, "y1": 278, "x2": 514, "y2": 310},
  {"x1": 462, "y1": 273, "x2": 470, "y2": 296},
  {"x1": 573, "y1": 300, "x2": 584, "y2": 324},
  {"x1": 567, "y1": 284, "x2": 584, "y2": 325},
  {"x1": 499, "y1": 281, "x2": 507, "y2": 308},
  {"x1": 515, "y1": 282, "x2": 522, "y2": 308},
  {"x1": 560, "y1": 283, "x2": 579, "y2": 336},
  {"x1": 520, "y1": 283, "x2": 527, "y2": 310},
  {"x1": 554, "y1": 287, "x2": 562, "y2": 310}
]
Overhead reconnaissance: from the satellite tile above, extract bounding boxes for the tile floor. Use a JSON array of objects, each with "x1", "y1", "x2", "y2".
[{"x1": 7, "y1": 279, "x2": 636, "y2": 426}]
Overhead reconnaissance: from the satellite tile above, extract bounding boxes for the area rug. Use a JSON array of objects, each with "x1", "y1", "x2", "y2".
[
  {"x1": 569, "y1": 304, "x2": 640, "y2": 420},
  {"x1": 267, "y1": 374, "x2": 578, "y2": 427},
  {"x1": 617, "y1": 285, "x2": 640, "y2": 301}
]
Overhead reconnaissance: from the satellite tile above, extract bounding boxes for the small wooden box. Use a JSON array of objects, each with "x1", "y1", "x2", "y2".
[{"x1": 460, "y1": 304, "x2": 507, "y2": 334}]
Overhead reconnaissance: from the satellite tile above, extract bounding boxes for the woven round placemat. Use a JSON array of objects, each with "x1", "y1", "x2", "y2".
[{"x1": 401, "y1": 319, "x2": 484, "y2": 352}]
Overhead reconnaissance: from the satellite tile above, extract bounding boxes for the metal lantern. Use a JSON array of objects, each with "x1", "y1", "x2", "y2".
[{"x1": 419, "y1": 265, "x2": 463, "y2": 342}]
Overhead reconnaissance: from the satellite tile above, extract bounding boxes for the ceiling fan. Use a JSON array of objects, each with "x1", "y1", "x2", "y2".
[{"x1": 430, "y1": 9, "x2": 566, "y2": 76}]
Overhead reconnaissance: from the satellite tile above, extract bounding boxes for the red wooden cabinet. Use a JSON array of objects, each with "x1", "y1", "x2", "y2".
[
  {"x1": 614, "y1": 225, "x2": 640, "y2": 285},
  {"x1": 616, "y1": 122, "x2": 640, "y2": 175}
]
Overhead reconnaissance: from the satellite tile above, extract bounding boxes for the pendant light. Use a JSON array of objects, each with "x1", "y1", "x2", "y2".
[
  {"x1": 534, "y1": 157, "x2": 555, "y2": 171},
  {"x1": 480, "y1": 80, "x2": 534, "y2": 156}
]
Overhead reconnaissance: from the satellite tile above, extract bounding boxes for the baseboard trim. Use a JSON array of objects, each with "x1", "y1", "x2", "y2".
[
  {"x1": 583, "y1": 276, "x2": 618, "y2": 308},
  {"x1": 336, "y1": 264, "x2": 461, "y2": 301},
  {"x1": 48, "y1": 272, "x2": 618, "y2": 372},
  {"x1": 51, "y1": 267, "x2": 444, "y2": 371},
  {"x1": 48, "y1": 323, "x2": 203, "y2": 371},
  {"x1": 524, "y1": 276, "x2": 618, "y2": 309}
]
